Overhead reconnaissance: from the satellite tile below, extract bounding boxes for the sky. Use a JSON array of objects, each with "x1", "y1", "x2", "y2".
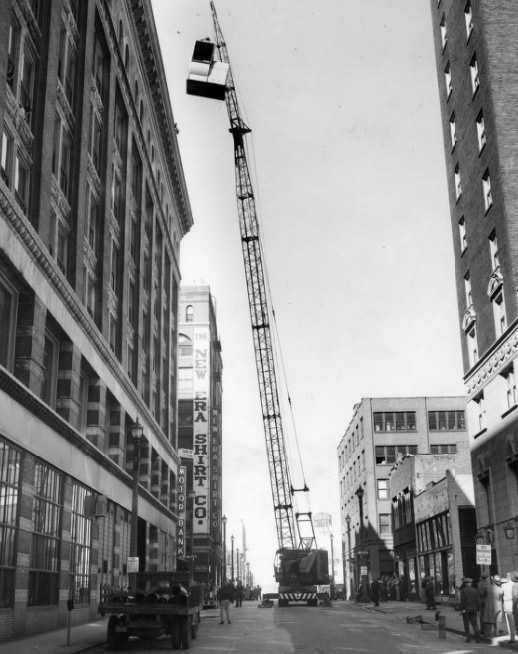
[{"x1": 151, "y1": 0, "x2": 465, "y2": 592}]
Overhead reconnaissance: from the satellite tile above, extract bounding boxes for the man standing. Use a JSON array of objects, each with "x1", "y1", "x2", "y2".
[
  {"x1": 460, "y1": 578, "x2": 481, "y2": 643},
  {"x1": 217, "y1": 582, "x2": 235, "y2": 624}
]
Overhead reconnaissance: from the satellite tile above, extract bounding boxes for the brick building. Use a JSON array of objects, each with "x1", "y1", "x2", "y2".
[
  {"x1": 429, "y1": 0, "x2": 518, "y2": 572},
  {"x1": 390, "y1": 451, "x2": 475, "y2": 600},
  {"x1": 337, "y1": 396, "x2": 467, "y2": 599},
  {"x1": 0, "y1": 0, "x2": 192, "y2": 640},
  {"x1": 177, "y1": 285, "x2": 223, "y2": 591}
]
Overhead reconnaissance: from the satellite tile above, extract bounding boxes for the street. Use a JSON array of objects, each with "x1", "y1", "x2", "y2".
[{"x1": 86, "y1": 601, "x2": 510, "y2": 653}]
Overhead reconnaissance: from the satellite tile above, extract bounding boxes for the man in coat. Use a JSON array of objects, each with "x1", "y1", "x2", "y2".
[
  {"x1": 460, "y1": 578, "x2": 481, "y2": 643},
  {"x1": 217, "y1": 582, "x2": 235, "y2": 624}
]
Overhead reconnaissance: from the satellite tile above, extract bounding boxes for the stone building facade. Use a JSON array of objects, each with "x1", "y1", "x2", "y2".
[
  {"x1": 0, "y1": 0, "x2": 192, "y2": 640},
  {"x1": 430, "y1": 0, "x2": 518, "y2": 573},
  {"x1": 177, "y1": 285, "x2": 223, "y2": 591}
]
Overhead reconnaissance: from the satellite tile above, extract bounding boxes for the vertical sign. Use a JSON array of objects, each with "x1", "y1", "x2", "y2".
[
  {"x1": 193, "y1": 328, "x2": 210, "y2": 534},
  {"x1": 176, "y1": 465, "x2": 187, "y2": 558}
]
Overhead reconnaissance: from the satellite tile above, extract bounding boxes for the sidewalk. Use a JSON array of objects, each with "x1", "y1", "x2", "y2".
[
  {"x1": 0, "y1": 617, "x2": 108, "y2": 654},
  {"x1": 360, "y1": 598, "x2": 517, "y2": 649}
]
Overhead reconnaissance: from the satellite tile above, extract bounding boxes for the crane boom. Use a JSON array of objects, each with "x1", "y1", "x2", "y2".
[
  {"x1": 186, "y1": 4, "x2": 329, "y2": 603},
  {"x1": 210, "y1": 1, "x2": 301, "y2": 552}
]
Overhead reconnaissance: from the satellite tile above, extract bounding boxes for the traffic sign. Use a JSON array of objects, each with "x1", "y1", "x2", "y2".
[{"x1": 476, "y1": 544, "x2": 491, "y2": 565}]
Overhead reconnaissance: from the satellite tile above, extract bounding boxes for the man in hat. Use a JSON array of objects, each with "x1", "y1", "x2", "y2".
[
  {"x1": 477, "y1": 571, "x2": 490, "y2": 636},
  {"x1": 460, "y1": 578, "x2": 481, "y2": 643}
]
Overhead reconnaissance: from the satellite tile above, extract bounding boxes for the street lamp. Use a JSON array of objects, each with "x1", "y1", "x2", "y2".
[
  {"x1": 129, "y1": 418, "x2": 144, "y2": 594},
  {"x1": 355, "y1": 486, "x2": 369, "y2": 602},
  {"x1": 231, "y1": 534, "x2": 235, "y2": 582},
  {"x1": 345, "y1": 514, "x2": 352, "y2": 600},
  {"x1": 222, "y1": 515, "x2": 227, "y2": 582}
]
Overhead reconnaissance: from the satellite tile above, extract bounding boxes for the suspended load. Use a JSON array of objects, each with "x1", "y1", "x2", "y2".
[{"x1": 186, "y1": 40, "x2": 229, "y2": 100}]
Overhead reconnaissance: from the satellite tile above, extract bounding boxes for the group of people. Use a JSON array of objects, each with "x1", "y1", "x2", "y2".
[
  {"x1": 360, "y1": 574, "x2": 409, "y2": 604},
  {"x1": 460, "y1": 571, "x2": 518, "y2": 643},
  {"x1": 216, "y1": 581, "x2": 262, "y2": 624}
]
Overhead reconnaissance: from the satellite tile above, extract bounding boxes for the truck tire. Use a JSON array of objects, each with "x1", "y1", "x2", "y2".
[
  {"x1": 180, "y1": 615, "x2": 191, "y2": 649},
  {"x1": 171, "y1": 617, "x2": 181, "y2": 650},
  {"x1": 107, "y1": 615, "x2": 119, "y2": 651}
]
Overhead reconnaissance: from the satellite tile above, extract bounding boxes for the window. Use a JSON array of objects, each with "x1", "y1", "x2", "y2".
[
  {"x1": 464, "y1": 272, "x2": 472, "y2": 308},
  {"x1": 489, "y1": 232, "x2": 499, "y2": 270},
  {"x1": 111, "y1": 168, "x2": 123, "y2": 222},
  {"x1": 467, "y1": 325, "x2": 478, "y2": 367},
  {"x1": 458, "y1": 217, "x2": 467, "y2": 253},
  {"x1": 186, "y1": 305, "x2": 194, "y2": 323},
  {"x1": 28, "y1": 462, "x2": 63, "y2": 606},
  {"x1": 128, "y1": 279, "x2": 136, "y2": 327},
  {"x1": 93, "y1": 36, "x2": 105, "y2": 96},
  {"x1": 178, "y1": 334, "x2": 193, "y2": 357},
  {"x1": 110, "y1": 241, "x2": 119, "y2": 293},
  {"x1": 41, "y1": 331, "x2": 59, "y2": 407},
  {"x1": 58, "y1": 25, "x2": 77, "y2": 109},
  {"x1": 492, "y1": 290, "x2": 506, "y2": 336},
  {"x1": 0, "y1": 274, "x2": 17, "y2": 371},
  {"x1": 449, "y1": 113, "x2": 456, "y2": 149},
  {"x1": 470, "y1": 54, "x2": 480, "y2": 95},
  {"x1": 502, "y1": 366, "x2": 516, "y2": 410},
  {"x1": 1, "y1": 130, "x2": 13, "y2": 185},
  {"x1": 464, "y1": 1, "x2": 473, "y2": 39},
  {"x1": 90, "y1": 114, "x2": 102, "y2": 174},
  {"x1": 14, "y1": 152, "x2": 30, "y2": 211},
  {"x1": 375, "y1": 445, "x2": 417, "y2": 465},
  {"x1": 454, "y1": 164, "x2": 462, "y2": 200},
  {"x1": 57, "y1": 222, "x2": 68, "y2": 275},
  {"x1": 473, "y1": 393, "x2": 485, "y2": 432},
  {"x1": 88, "y1": 192, "x2": 99, "y2": 253},
  {"x1": 7, "y1": 14, "x2": 20, "y2": 93},
  {"x1": 0, "y1": 439, "x2": 21, "y2": 608},
  {"x1": 428, "y1": 410, "x2": 465, "y2": 431},
  {"x1": 476, "y1": 111, "x2": 486, "y2": 152},
  {"x1": 377, "y1": 479, "x2": 388, "y2": 500},
  {"x1": 379, "y1": 514, "x2": 391, "y2": 535},
  {"x1": 440, "y1": 15, "x2": 447, "y2": 49},
  {"x1": 430, "y1": 444, "x2": 457, "y2": 454},
  {"x1": 19, "y1": 48, "x2": 35, "y2": 116},
  {"x1": 373, "y1": 411, "x2": 416, "y2": 432},
  {"x1": 482, "y1": 169, "x2": 492, "y2": 212},
  {"x1": 59, "y1": 129, "x2": 73, "y2": 202},
  {"x1": 109, "y1": 312, "x2": 118, "y2": 353},
  {"x1": 444, "y1": 62, "x2": 452, "y2": 97},
  {"x1": 70, "y1": 484, "x2": 91, "y2": 604},
  {"x1": 114, "y1": 97, "x2": 126, "y2": 154}
]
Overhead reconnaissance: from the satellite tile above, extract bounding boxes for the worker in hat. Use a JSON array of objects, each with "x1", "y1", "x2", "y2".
[{"x1": 459, "y1": 578, "x2": 481, "y2": 643}]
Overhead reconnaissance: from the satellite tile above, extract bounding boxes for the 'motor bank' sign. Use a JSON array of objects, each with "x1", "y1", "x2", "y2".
[{"x1": 193, "y1": 328, "x2": 210, "y2": 534}]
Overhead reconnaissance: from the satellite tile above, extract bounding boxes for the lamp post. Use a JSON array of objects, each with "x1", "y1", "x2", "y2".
[
  {"x1": 356, "y1": 486, "x2": 369, "y2": 602},
  {"x1": 222, "y1": 515, "x2": 227, "y2": 582},
  {"x1": 345, "y1": 514, "x2": 352, "y2": 600},
  {"x1": 231, "y1": 535, "x2": 235, "y2": 582},
  {"x1": 129, "y1": 419, "x2": 144, "y2": 594}
]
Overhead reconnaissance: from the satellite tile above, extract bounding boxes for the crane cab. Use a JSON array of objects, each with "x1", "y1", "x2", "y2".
[{"x1": 186, "y1": 40, "x2": 228, "y2": 101}]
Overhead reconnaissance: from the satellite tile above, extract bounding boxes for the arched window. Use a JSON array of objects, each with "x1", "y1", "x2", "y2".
[
  {"x1": 178, "y1": 333, "x2": 192, "y2": 357},
  {"x1": 186, "y1": 305, "x2": 193, "y2": 322}
]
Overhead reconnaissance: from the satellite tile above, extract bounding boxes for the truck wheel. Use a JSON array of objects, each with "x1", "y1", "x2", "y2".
[
  {"x1": 180, "y1": 616, "x2": 191, "y2": 650},
  {"x1": 107, "y1": 616, "x2": 119, "y2": 651},
  {"x1": 171, "y1": 617, "x2": 181, "y2": 650}
]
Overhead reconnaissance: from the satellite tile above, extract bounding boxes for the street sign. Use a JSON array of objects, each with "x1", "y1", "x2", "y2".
[
  {"x1": 476, "y1": 544, "x2": 491, "y2": 565},
  {"x1": 360, "y1": 566, "x2": 368, "y2": 576},
  {"x1": 127, "y1": 557, "x2": 139, "y2": 573}
]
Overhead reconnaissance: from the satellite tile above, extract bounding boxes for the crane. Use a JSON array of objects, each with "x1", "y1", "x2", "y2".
[{"x1": 186, "y1": 2, "x2": 329, "y2": 606}]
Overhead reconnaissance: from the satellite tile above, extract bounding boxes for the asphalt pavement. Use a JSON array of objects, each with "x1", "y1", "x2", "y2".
[{"x1": 0, "y1": 599, "x2": 516, "y2": 653}]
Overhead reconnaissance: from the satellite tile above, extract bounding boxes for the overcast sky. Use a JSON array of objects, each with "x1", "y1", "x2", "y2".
[{"x1": 151, "y1": 0, "x2": 465, "y2": 591}]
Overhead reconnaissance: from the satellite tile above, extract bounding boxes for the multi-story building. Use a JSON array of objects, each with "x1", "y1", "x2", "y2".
[
  {"x1": 337, "y1": 396, "x2": 467, "y2": 599},
  {"x1": 390, "y1": 450, "x2": 475, "y2": 600},
  {"x1": 430, "y1": 0, "x2": 518, "y2": 573},
  {"x1": 177, "y1": 285, "x2": 223, "y2": 591},
  {"x1": 0, "y1": 0, "x2": 192, "y2": 640}
]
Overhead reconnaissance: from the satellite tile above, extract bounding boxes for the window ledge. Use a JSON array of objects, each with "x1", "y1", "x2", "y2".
[
  {"x1": 473, "y1": 427, "x2": 487, "y2": 439},
  {"x1": 502, "y1": 405, "x2": 518, "y2": 419}
]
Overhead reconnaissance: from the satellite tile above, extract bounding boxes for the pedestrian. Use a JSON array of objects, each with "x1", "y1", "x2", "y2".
[
  {"x1": 510, "y1": 571, "x2": 518, "y2": 635},
  {"x1": 423, "y1": 576, "x2": 436, "y2": 610},
  {"x1": 477, "y1": 571, "x2": 490, "y2": 636},
  {"x1": 459, "y1": 577, "x2": 481, "y2": 643},
  {"x1": 370, "y1": 577, "x2": 380, "y2": 607},
  {"x1": 483, "y1": 575, "x2": 504, "y2": 638},
  {"x1": 217, "y1": 582, "x2": 235, "y2": 624},
  {"x1": 393, "y1": 574, "x2": 400, "y2": 601},
  {"x1": 235, "y1": 581, "x2": 244, "y2": 607},
  {"x1": 502, "y1": 574, "x2": 516, "y2": 643}
]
